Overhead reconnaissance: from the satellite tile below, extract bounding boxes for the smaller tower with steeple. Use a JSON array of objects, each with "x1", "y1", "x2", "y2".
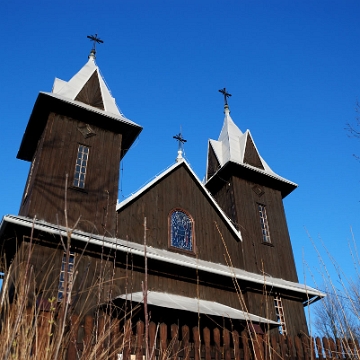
[
  {"x1": 205, "y1": 90, "x2": 298, "y2": 280},
  {"x1": 205, "y1": 90, "x2": 309, "y2": 335}
]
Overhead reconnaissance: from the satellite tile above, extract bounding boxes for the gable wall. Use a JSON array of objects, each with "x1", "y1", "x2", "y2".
[
  {"x1": 19, "y1": 112, "x2": 122, "y2": 234},
  {"x1": 116, "y1": 165, "x2": 244, "y2": 268}
]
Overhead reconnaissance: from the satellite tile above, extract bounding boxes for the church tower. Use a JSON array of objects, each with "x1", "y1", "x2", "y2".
[
  {"x1": 17, "y1": 48, "x2": 142, "y2": 235},
  {"x1": 205, "y1": 93, "x2": 299, "y2": 282}
]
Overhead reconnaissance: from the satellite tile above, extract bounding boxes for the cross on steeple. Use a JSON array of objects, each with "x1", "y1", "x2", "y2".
[
  {"x1": 87, "y1": 34, "x2": 104, "y2": 57},
  {"x1": 173, "y1": 131, "x2": 187, "y2": 162},
  {"x1": 219, "y1": 88, "x2": 232, "y2": 106}
]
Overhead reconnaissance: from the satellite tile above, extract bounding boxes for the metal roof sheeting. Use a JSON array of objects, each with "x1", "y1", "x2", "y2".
[
  {"x1": 1, "y1": 215, "x2": 325, "y2": 301},
  {"x1": 52, "y1": 56, "x2": 121, "y2": 117},
  {"x1": 116, "y1": 291, "x2": 279, "y2": 325},
  {"x1": 206, "y1": 107, "x2": 297, "y2": 189}
]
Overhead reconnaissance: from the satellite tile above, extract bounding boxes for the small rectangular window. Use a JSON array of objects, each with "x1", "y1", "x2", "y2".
[
  {"x1": 58, "y1": 251, "x2": 75, "y2": 303},
  {"x1": 73, "y1": 145, "x2": 89, "y2": 188},
  {"x1": 258, "y1": 204, "x2": 271, "y2": 243},
  {"x1": 274, "y1": 296, "x2": 287, "y2": 335}
]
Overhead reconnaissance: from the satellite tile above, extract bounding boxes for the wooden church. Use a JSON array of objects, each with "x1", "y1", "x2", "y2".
[{"x1": 0, "y1": 44, "x2": 324, "y2": 350}]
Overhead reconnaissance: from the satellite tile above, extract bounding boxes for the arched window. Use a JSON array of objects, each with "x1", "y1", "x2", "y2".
[{"x1": 169, "y1": 209, "x2": 194, "y2": 252}]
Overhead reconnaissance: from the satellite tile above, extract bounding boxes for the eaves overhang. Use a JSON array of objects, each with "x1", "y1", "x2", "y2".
[
  {"x1": 206, "y1": 161, "x2": 297, "y2": 199},
  {"x1": 17, "y1": 92, "x2": 142, "y2": 162},
  {"x1": 0, "y1": 215, "x2": 325, "y2": 304}
]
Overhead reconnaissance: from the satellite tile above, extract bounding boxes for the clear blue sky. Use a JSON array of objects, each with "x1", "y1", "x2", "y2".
[{"x1": 1, "y1": 1, "x2": 359, "y2": 305}]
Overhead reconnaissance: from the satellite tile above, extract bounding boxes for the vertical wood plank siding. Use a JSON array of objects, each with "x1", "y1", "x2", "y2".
[
  {"x1": 116, "y1": 164, "x2": 244, "y2": 268},
  {"x1": 19, "y1": 113, "x2": 122, "y2": 234}
]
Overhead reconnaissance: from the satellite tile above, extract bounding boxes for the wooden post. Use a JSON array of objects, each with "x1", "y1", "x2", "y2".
[
  {"x1": 203, "y1": 327, "x2": 211, "y2": 360},
  {"x1": 232, "y1": 330, "x2": 240, "y2": 360},
  {"x1": 171, "y1": 324, "x2": 179, "y2": 360},
  {"x1": 160, "y1": 323, "x2": 167, "y2": 360},
  {"x1": 335, "y1": 338, "x2": 342, "y2": 359},
  {"x1": 136, "y1": 320, "x2": 144, "y2": 360},
  {"x1": 193, "y1": 326, "x2": 200, "y2": 360},
  {"x1": 123, "y1": 319, "x2": 132, "y2": 360},
  {"x1": 182, "y1": 325, "x2": 190, "y2": 360},
  {"x1": 67, "y1": 313, "x2": 80, "y2": 360},
  {"x1": 149, "y1": 322, "x2": 157, "y2": 360},
  {"x1": 241, "y1": 330, "x2": 250, "y2": 360},
  {"x1": 310, "y1": 337, "x2": 316, "y2": 360},
  {"x1": 96, "y1": 314, "x2": 105, "y2": 357},
  {"x1": 315, "y1": 337, "x2": 324, "y2": 360},
  {"x1": 301, "y1": 335, "x2": 310, "y2": 360},
  {"x1": 111, "y1": 318, "x2": 121, "y2": 360},
  {"x1": 223, "y1": 328, "x2": 231, "y2": 360},
  {"x1": 329, "y1": 337, "x2": 337, "y2": 359},
  {"x1": 323, "y1": 337, "x2": 331, "y2": 359},
  {"x1": 253, "y1": 334, "x2": 264, "y2": 360},
  {"x1": 213, "y1": 327, "x2": 221, "y2": 360}
]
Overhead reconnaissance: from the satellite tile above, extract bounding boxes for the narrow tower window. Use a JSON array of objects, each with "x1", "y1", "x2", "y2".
[
  {"x1": 73, "y1": 145, "x2": 89, "y2": 188},
  {"x1": 58, "y1": 251, "x2": 75, "y2": 303},
  {"x1": 169, "y1": 209, "x2": 194, "y2": 252},
  {"x1": 258, "y1": 204, "x2": 271, "y2": 243},
  {"x1": 274, "y1": 296, "x2": 287, "y2": 335}
]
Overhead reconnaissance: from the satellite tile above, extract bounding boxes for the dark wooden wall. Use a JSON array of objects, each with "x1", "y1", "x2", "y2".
[
  {"x1": 116, "y1": 164, "x2": 244, "y2": 268},
  {"x1": 19, "y1": 112, "x2": 122, "y2": 235},
  {"x1": 210, "y1": 174, "x2": 298, "y2": 283},
  {"x1": 244, "y1": 290, "x2": 308, "y2": 336},
  {"x1": 17, "y1": 240, "x2": 244, "y2": 317}
]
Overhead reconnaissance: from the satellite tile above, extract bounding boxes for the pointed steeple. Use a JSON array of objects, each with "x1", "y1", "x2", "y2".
[
  {"x1": 205, "y1": 94, "x2": 297, "y2": 196},
  {"x1": 52, "y1": 55, "x2": 121, "y2": 116},
  {"x1": 17, "y1": 53, "x2": 142, "y2": 162}
]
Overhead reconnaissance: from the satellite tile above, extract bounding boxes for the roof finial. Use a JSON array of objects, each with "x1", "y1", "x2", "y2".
[
  {"x1": 173, "y1": 130, "x2": 187, "y2": 162},
  {"x1": 218, "y1": 87, "x2": 232, "y2": 112},
  {"x1": 87, "y1": 34, "x2": 104, "y2": 59}
]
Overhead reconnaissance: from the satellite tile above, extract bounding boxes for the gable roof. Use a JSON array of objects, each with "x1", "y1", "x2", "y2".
[
  {"x1": 206, "y1": 106, "x2": 297, "y2": 193},
  {"x1": 117, "y1": 159, "x2": 243, "y2": 241},
  {"x1": 0, "y1": 214, "x2": 325, "y2": 302}
]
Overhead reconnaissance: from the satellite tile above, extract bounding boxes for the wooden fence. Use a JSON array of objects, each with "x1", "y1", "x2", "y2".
[{"x1": 60, "y1": 313, "x2": 360, "y2": 360}]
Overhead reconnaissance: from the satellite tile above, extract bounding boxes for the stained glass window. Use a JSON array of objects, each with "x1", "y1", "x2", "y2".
[
  {"x1": 170, "y1": 210, "x2": 193, "y2": 252},
  {"x1": 73, "y1": 145, "x2": 89, "y2": 188}
]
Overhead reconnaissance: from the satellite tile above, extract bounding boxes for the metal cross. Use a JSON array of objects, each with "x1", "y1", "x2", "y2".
[
  {"x1": 87, "y1": 34, "x2": 104, "y2": 52},
  {"x1": 173, "y1": 132, "x2": 187, "y2": 151},
  {"x1": 219, "y1": 88, "x2": 232, "y2": 106}
]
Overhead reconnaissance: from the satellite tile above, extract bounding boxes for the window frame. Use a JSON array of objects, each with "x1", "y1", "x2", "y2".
[
  {"x1": 257, "y1": 203, "x2": 271, "y2": 244},
  {"x1": 73, "y1": 144, "x2": 90, "y2": 189},
  {"x1": 168, "y1": 208, "x2": 195, "y2": 254},
  {"x1": 274, "y1": 295, "x2": 287, "y2": 335},
  {"x1": 58, "y1": 251, "x2": 75, "y2": 303}
]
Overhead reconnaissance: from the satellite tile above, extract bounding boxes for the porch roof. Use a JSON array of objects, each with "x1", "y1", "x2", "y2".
[{"x1": 115, "y1": 291, "x2": 279, "y2": 325}]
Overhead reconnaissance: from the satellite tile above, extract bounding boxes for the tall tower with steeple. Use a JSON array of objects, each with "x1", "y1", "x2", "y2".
[
  {"x1": 205, "y1": 94, "x2": 299, "y2": 282},
  {"x1": 17, "y1": 46, "x2": 142, "y2": 235}
]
